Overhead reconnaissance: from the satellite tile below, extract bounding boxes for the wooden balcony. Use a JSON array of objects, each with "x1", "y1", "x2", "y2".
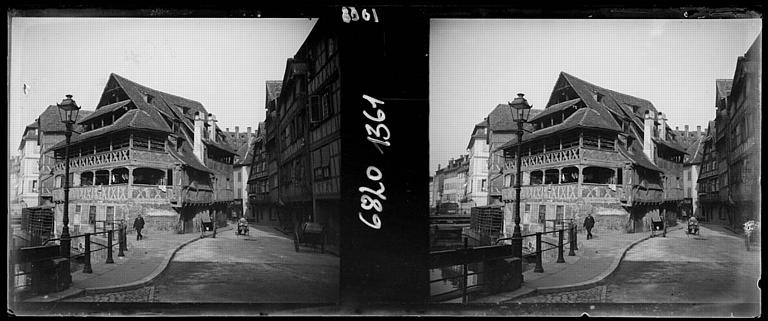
[
  {"x1": 52, "y1": 184, "x2": 176, "y2": 204},
  {"x1": 53, "y1": 148, "x2": 175, "y2": 172},
  {"x1": 501, "y1": 183, "x2": 624, "y2": 204}
]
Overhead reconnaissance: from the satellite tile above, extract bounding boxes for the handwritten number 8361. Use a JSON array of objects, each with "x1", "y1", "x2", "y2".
[{"x1": 342, "y1": 7, "x2": 379, "y2": 23}]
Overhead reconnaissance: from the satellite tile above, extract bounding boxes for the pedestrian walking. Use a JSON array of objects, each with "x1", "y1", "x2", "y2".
[
  {"x1": 583, "y1": 213, "x2": 595, "y2": 240},
  {"x1": 134, "y1": 214, "x2": 145, "y2": 240}
]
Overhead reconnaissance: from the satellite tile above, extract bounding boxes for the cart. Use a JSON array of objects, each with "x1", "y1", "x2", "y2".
[
  {"x1": 650, "y1": 217, "x2": 666, "y2": 238},
  {"x1": 294, "y1": 222, "x2": 326, "y2": 253}
]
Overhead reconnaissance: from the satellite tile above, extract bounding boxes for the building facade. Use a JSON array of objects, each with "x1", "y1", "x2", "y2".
[
  {"x1": 249, "y1": 82, "x2": 282, "y2": 228},
  {"x1": 434, "y1": 155, "x2": 470, "y2": 214},
  {"x1": 247, "y1": 19, "x2": 341, "y2": 253},
  {"x1": 228, "y1": 126, "x2": 257, "y2": 220},
  {"x1": 672, "y1": 125, "x2": 706, "y2": 219},
  {"x1": 9, "y1": 155, "x2": 23, "y2": 219},
  {"x1": 498, "y1": 72, "x2": 686, "y2": 237},
  {"x1": 466, "y1": 121, "x2": 489, "y2": 207},
  {"x1": 17, "y1": 122, "x2": 41, "y2": 208},
  {"x1": 699, "y1": 32, "x2": 762, "y2": 230},
  {"x1": 49, "y1": 74, "x2": 236, "y2": 244}
]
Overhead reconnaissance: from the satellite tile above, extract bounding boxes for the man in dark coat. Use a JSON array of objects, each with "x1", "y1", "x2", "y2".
[
  {"x1": 583, "y1": 213, "x2": 595, "y2": 240},
  {"x1": 134, "y1": 214, "x2": 145, "y2": 240}
]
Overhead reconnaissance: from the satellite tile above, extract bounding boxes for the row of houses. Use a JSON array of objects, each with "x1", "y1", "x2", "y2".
[
  {"x1": 246, "y1": 18, "x2": 341, "y2": 254},
  {"x1": 698, "y1": 32, "x2": 761, "y2": 231}
]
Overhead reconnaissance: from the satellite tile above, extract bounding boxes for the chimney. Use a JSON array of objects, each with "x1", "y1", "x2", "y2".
[
  {"x1": 208, "y1": 113, "x2": 217, "y2": 142},
  {"x1": 696, "y1": 126, "x2": 701, "y2": 138},
  {"x1": 193, "y1": 112, "x2": 205, "y2": 163},
  {"x1": 643, "y1": 111, "x2": 655, "y2": 164},
  {"x1": 247, "y1": 126, "x2": 253, "y2": 144},
  {"x1": 657, "y1": 112, "x2": 667, "y2": 141},
  {"x1": 684, "y1": 125, "x2": 689, "y2": 138}
]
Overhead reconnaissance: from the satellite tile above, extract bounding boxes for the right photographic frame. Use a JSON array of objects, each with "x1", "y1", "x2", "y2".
[{"x1": 428, "y1": 14, "x2": 761, "y2": 317}]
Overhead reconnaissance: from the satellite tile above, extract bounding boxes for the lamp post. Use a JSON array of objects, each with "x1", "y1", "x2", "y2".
[
  {"x1": 508, "y1": 93, "x2": 532, "y2": 260},
  {"x1": 57, "y1": 94, "x2": 80, "y2": 288}
]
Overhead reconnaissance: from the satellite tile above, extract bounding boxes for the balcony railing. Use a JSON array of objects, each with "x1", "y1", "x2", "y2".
[
  {"x1": 518, "y1": 147, "x2": 580, "y2": 169},
  {"x1": 54, "y1": 149, "x2": 131, "y2": 171},
  {"x1": 53, "y1": 185, "x2": 175, "y2": 203},
  {"x1": 501, "y1": 183, "x2": 623, "y2": 203}
]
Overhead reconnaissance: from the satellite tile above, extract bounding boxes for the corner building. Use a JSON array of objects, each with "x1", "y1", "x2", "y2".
[
  {"x1": 498, "y1": 72, "x2": 687, "y2": 236},
  {"x1": 50, "y1": 74, "x2": 237, "y2": 242}
]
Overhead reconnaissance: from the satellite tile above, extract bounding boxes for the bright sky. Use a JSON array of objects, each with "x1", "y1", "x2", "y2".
[
  {"x1": 8, "y1": 17, "x2": 316, "y2": 157},
  {"x1": 430, "y1": 19, "x2": 762, "y2": 176}
]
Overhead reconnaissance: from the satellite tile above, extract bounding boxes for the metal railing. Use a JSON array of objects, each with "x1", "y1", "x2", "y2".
[
  {"x1": 496, "y1": 222, "x2": 578, "y2": 273},
  {"x1": 542, "y1": 218, "x2": 575, "y2": 234},
  {"x1": 429, "y1": 223, "x2": 578, "y2": 304},
  {"x1": 11, "y1": 223, "x2": 129, "y2": 297}
]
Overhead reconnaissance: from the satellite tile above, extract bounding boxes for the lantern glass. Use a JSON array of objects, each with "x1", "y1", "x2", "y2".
[
  {"x1": 57, "y1": 94, "x2": 81, "y2": 123},
  {"x1": 508, "y1": 93, "x2": 532, "y2": 123}
]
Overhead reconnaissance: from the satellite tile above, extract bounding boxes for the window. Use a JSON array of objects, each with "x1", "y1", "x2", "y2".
[
  {"x1": 524, "y1": 204, "x2": 531, "y2": 220},
  {"x1": 133, "y1": 168, "x2": 164, "y2": 185},
  {"x1": 236, "y1": 171, "x2": 241, "y2": 182},
  {"x1": 111, "y1": 168, "x2": 129, "y2": 185},
  {"x1": 544, "y1": 169, "x2": 559, "y2": 184},
  {"x1": 556, "y1": 205, "x2": 564, "y2": 223},
  {"x1": 538, "y1": 205, "x2": 547, "y2": 224},
  {"x1": 31, "y1": 180, "x2": 37, "y2": 192},
  {"x1": 106, "y1": 206, "x2": 115, "y2": 223},
  {"x1": 89, "y1": 206, "x2": 97, "y2": 225},
  {"x1": 481, "y1": 179, "x2": 487, "y2": 191},
  {"x1": 530, "y1": 171, "x2": 543, "y2": 185}
]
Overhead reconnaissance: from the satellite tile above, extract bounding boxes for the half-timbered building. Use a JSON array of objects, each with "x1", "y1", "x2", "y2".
[
  {"x1": 49, "y1": 74, "x2": 237, "y2": 241},
  {"x1": 497, "y1": 72, "x2": 687, "y2": 236}
]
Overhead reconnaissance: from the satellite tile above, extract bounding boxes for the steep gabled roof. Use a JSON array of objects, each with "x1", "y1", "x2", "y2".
[
  {"x1": 167, "y1": 141, "x2": 213, "y2": 174},
  {"x1": 618, "y1": 139, "x2": 663, "y2": 173},
  {"x1": 715, "y1": 79, "x2": 733, "y2": 104},
  {"x1": 496, "y1": 107, "x2": 620, "y2": 152},
  {"x1": 265, "y1": 80, "x2": 283, "y2": 107},
  {"x1": 653, "y1": 137, "x2": 688, "y2": 154},
  {"x1": 50, "y1": 109, "x2": 171, "y2": 150},
  {"x1": 529, "y1": 98, "x2": 582, "y2": 123},
  {"x1": 77, "y1": 100, "x2": 132, "y2": 124},
  {"x1": 466, "y1": 119, "x2": 488, "y2": 150}
]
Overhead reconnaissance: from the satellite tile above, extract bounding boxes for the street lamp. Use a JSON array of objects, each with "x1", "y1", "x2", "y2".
[
  {"x1": 508, "y1": 93, "x2": 532, "y2": 260},
  {"x1": 57, "y1": 94, "x2": 80, "y2": 288}
]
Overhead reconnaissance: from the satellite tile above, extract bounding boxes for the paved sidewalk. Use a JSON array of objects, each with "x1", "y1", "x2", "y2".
[
  {"x1": 473, "y1": 224, "x2": 684, "y2": 303},
  {"x1": 24, "y1": 224, "x2": 233, "y2": 302}
]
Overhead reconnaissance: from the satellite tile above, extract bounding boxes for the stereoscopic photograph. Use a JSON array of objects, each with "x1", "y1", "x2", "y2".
[{"x1": 6, "y1": 4, "x2": 763, "y2": 318}]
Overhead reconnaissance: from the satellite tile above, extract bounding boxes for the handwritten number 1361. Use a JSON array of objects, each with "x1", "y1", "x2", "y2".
[{"x1": 342, "y1": 7, "x2": 379, "y2": 23}]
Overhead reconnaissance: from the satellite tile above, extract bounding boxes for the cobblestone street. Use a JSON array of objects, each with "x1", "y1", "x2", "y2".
[
  {"x1": 68, "y1": 286, "x2": 158, "y2": 303},
  {"x1": 65, "y1": 225, "x2": 338, "y2": 303},
  {"x1": 507, "y1": 226, "x2": 760, "y2": 304},
  {"x1": 517, "y1": 286, "x2": 607, "y2": 303}
]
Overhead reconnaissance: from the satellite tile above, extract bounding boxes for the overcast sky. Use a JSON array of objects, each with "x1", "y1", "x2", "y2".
[
  {"x1": 8, "y1": 17, "x2": 316, "y2": 157},
  {"x1": 430, "y1": 19, "x2": 762, "y2": 176}
]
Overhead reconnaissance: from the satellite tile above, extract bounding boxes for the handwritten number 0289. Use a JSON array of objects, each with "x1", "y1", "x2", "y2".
[{"x1": 342, "y1": 7, "x2": 379, "y2": 23}]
